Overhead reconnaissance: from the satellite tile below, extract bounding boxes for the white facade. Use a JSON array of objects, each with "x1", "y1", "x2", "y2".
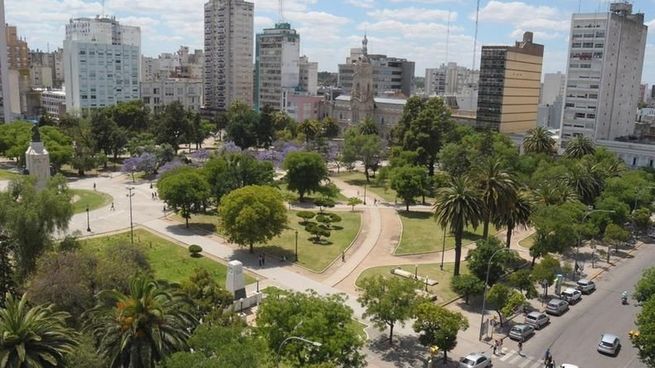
[
  {"x1": 204, "y1": 0, "x2": 254, "y2": 111},
  {"x1": 141, "y1": 79, "x2": 202, "y2": 113},
  {"x1": 63, "y1": 17, "x2": 141, "y2": 111},
  {"x1": 41, "y1": 89, "x2": 66, "y2": 117},
  {"x1": 255, "y1": 23, "x2": 300, "y2": 110},
  {"x1": 541, "y1": 72, "x2": 565, "y2": 105},
  {"x1": 560, "y1": 3, "x2": 647, "y2": 143},
  {"x1": 299, "y1": 55, "x2": 318, "y2": 95},
  {"x1": 425, "y1": 63, "x2": 478, "y2": 98}
]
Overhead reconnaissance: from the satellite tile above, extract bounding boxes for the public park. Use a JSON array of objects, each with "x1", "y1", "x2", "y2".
[{"x1": 0, "y1": 99, "x2": 655, "y2": 368}]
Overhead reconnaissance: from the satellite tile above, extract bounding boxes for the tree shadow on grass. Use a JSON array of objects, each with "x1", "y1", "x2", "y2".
[{"x1": 367, "y1": 335, "x2": 427, "y2": 368}]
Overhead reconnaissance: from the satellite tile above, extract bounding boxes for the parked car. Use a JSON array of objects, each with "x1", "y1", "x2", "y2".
[
  {"x1": 524, "y1": 311, "x2": 550, "y2": 329},
  {"x1": 576, "y1": 279, "x2": 596, "y2": 294},
  {"x1": 597, "y1": 334, "x2": 621, "y2": 356},
  {"x1": 561, "y1": 365, "x2": 579, "y2": 368},
  {"x1": 546, "y1": 298, "x2": 569, "y2": 315},
  {"x1": 509, "y1": 324, "x2": 535, "y2": 342},
  {"x1": 560, "y1": 288, "x2": 582, "y2": 304},
  {"x1": 459, "y1": 353, "x2": 492, "y2": 368}
]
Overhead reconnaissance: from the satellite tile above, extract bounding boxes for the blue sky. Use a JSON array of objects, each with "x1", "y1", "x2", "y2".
[{"x1": 6, "y1": 0, "x2": 655, "y2": 84}]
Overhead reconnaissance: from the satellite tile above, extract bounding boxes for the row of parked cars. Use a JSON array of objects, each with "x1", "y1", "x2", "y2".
[{"x1": 458, "y1": 279, "x2": 597, "y2": 368}]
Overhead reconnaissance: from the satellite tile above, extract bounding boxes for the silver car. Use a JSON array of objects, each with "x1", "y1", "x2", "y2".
[
  {"x1": 597, "y1": 334, "x2": 620, "y2": 356},
  {"x1": 459, "y1": 353, "x2": 492, "y2": 368},
  {"x1": 524, "y1": 311, "x2": 550, "y2": 329},
  {"x1": 509, "y1": 324, "x2": 535, "y2": 342},
  {"x1": 561, "y1": 288, "x2": 582, "y2": 305},
  {"x1": 546, "y1": 298, "x2": 569, "y2": 315},
  {"x1": 576, "y1": 279, "x2": 596, "y2": 294}
]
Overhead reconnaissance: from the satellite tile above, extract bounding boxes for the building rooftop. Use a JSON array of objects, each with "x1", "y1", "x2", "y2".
[{"x1": 335, "y1": 95, "x2": 407, "y2": 105}]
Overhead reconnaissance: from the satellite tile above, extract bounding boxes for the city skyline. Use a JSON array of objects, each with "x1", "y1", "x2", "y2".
[{"x1": 6, "y1": 0, "x2": 655, "y2": 84}]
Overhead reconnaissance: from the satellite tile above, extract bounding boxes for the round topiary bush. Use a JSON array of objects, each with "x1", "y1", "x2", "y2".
[{"x1": 189, "y1": 244, "x2": 203, "y2": 257}]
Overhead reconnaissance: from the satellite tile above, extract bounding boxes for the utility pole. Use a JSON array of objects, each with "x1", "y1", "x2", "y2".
[{"x1": 127, "y1": 187, "x2": 135, "y2": 244}]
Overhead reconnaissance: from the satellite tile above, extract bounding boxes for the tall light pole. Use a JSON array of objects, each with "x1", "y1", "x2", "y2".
[
  {"x1": 86, "y1": 206, "x2": 91, "y2": 232},
  {"x1": 126, "y1": 186, "x2": 135, "y2": 244},
  {"x1": 294, "y1": 229, "x2": 299, "y2": 262},
  {"x1": 440, "y1": 227, "x2": 447, "y2": 270},
  {"x1": 479, "y1": 247, "x2": 514, "y2": 341},
  {"x1": 276, "y1": 336, "x2": 321, "y2": 367},
  {"x1": 363, "y1": 183, "x2": 367, "y2": 205}
]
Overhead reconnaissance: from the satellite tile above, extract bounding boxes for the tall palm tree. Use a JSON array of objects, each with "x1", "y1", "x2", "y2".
[
  {"x1": 532, "y1": 181, "x2": 577, "y2": 206},
  {"x1": 298, "y1": 120, "x2": 319, "y2": 143},
  {"x1": 564, "y1": 135, "x2": 595, "y2": 158},
  {"x1": 474, "y1": 158, "x2": 518, "y2": 238},
  {"x1": 523, "y1": 126, "x2": 556, "y2": 155},
  {"x1": 85, "y1": 276, "x2": 197, "y2": 368},
  {"x1": 0, "y1": 293, "x2": 78, "y2": 368},
  {"x1": 565, "y1": 161, "x2": 604, "y2": 205},
  {"x1": 434, "y1": 176, "x2": 484, "y2": 276},
  {"x1": 494, "y1": 191, "x2": 533, "y2": 248}
]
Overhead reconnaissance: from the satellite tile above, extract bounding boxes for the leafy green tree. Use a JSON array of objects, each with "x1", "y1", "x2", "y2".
[
  {"x1": 635, "y1": 268, "x2": 655, "y2": 304},
  {"x1": 390, "y1": 165, "x2": 426, "y2": 211},
  {"x1": 358, "y1": 275, "x2": 418, "y2": 343},
  {"x1": 110, "y1": 100, "x2": 150, "y2": 132},
  {"x1": 321, "y1": 116, "x2": 340, "y2": 138},
  {"x1": 632, "y1": 208, "x2": 652, "y2": 234},
  {"x1": 632, "y1": 296, "x2": 655, "y2": 367},
  {"x1": 60, "y1": 115, "x2": 100, "y2": 176},
  {"x1": 522, "y1": 126, "x2": 555, "y2": 155},
  {"x1": 186, "y1": 111, "x2": 213, "y2": 150},
  {"x1": 297, "y1": 211, "x2": 316, "y2": 225},
  {"x1": 358, "y1": 117, "x2": 379, "y2": 135},
  {"x1": 451, "y1": 274, "x2": 485, "y2": 304},
  {"x1": 486, "y1": 284, "x2": 525, "y2": 326},
  {"x1": 283, "y1": 152, "x2": 328, "y2": 200},
  {"x1": 565, "y1": 160, "x2": 604, "y2": 205},
  {"x1": 90, "y1": 109, "x2": 127, "y2": 163},
  {"x1": 392, "y1": 96, "x2": 455, "y2": 175},
  {"x1": 154, "y1": 101, "x2": 191, "y2": 152},
  {"x1": 84, "y1": 276, "x2": 197, "y2": 368},
  {"x1": 565, "y1": 135, "x2": 595, "y2": 158},
  {"x1": 604, "y1": 223, "x2": 630, "y2": 262},
  {"x1": 413, "y1": 302, "x2": 469, "y2": 363},
  {"x1": 529, "y1": 203, "x2": 583, "y2": 264},
  {"x1": 474, "y1": 157, "x2": 518, "y2": 238},
  {"x1": 181, "y1": 269, "x2": 233, "y2": 320},
  {"x1": 202, "y1": 152, "x2": 275, "y2": 203},
  {"x1": 466, "y1": 237, "x2": 518, "y2": 285},
  {"x1": 257, "y1": 289, "x2": 365, "y2": 367},
  {"x1": 342, "y1": 128, "x2": 384, "y2": 182},
  {"x1": 0, "y1": 175, "x2": 73, "y2": 278},
  {"x1": 508, "y1": 269, "x2": 538, "y2": 299},
  {"x1": 347, "y1": 197, "x2": 363, "y2": 211},
  {"x1": 438, "y1": 142, "x2": 473, "y2": 177},
  {"x1": 314, "y1": 196, "x2": 336, "y2": 213},
  {"x1": 40, "y1": 126, "x2": 74, "y2": 172},
  {"x1": 157, "y1": 167, "x2": 210, "y2": 228},
  {"x1": 219, "y1": 185, "x2": 287, "y2": 253},
  {"x1": 494, "y1": 191, "x2": 533, "y2": 247},
  {"x1": 64, "y1": 333, "x2": 107, "y2": 368},
  {"x1": 298, "y1": 119, "x2": 320, "y2": 143},
  {"x1": 531, "y1": 255, "x2": 561, "y2": 295},
  {"x1": 434, "y1": 176, "x2": 484, "y2": 276},
  {"x1": 164, "y1": 324, "x2": 272, "y2": 368},
  {"x1": 0, "y1": 293, "x2": 79, "y2": 368}
]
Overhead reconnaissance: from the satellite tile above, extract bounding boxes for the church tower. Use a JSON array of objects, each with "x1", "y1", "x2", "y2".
[{"x1": 350, "y1": 35, "x2": 374, "y2": 124}]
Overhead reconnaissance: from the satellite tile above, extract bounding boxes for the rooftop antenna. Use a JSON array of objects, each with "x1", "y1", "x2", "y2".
[
  {"x1": 445, "y1": 10, "x2": 451, "y2": 65},
  {"x1": 578, "y1": 0, "x2": 582, "y2": 12},
  {"x1": 278, "y1": 0, "x2": 284, "y2": 23}
]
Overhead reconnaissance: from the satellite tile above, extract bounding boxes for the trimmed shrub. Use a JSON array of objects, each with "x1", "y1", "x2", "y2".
[{"x1": 189, "y1": 244, "x2": 203, "y2": 257}]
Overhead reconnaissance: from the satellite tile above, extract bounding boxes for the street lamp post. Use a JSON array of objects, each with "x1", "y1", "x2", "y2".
[
  {"x1": 440, "y1": 228, "x2": 447, "y2": 270},
  {"x1": 479, "y1": 247, "x2": 514, "y2": 341},
  {"x1": 86, "y1": 206, "x2": 91, "y2": 232},
  {"x1": 363, "y1": 183, "x2": 367, "y2": 205},
  {"x1": 295, "y1": 230, "x2": 299, "y2": 262},
  {"x1": 126, "y1": 187, "x2": 135, "y2": 244},
  {"x1": 275, "y1": 336, "x2": 322, "y2": 367}
]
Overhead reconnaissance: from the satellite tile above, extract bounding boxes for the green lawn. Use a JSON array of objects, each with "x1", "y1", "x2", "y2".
[
  {"x1": 0, "y1": 169, "x2": 20, "y2": 180},
  {"x1": 261, "y1": 210, "x2": 361, "y2": 272},
  {"x1": 277, "y1": 181, "x2": 348, "y2": 203},
  {"x1": 80, "y1": 229, "x2": 255, "y2": 284},
  {"x1": 71, "y1": 189, "x2": 112, "y2": 214},
  {"x1": 356, "y1": 262, "x2": 469, "y2": 303},
  {"x1": 519, "y1": 233, "x2": 535, "y2": 248},
  {"x1": 395, "y1": 211, "x2": 490, "y2": 255},
  {"x1": 172, "y1": 209, "x2": 362, "y2": 273},
  {"x1": 331, "y1": 171, "x2": 397, "y2": 202}
]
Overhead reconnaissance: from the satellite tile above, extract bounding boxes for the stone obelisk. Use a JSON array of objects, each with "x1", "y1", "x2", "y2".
[{"x1": 25, "y1": 125, "x2": 50, "y2": 190}]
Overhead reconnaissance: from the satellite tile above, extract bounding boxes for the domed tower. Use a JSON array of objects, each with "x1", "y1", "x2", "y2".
[{"x1": 351, "y1": 34, "x2": 374, "y2": 124}]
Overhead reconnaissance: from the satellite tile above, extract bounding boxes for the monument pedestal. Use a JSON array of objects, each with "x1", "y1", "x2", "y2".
[{"x1": 25, "y1": 126, "x2": 50, "y2": 190}]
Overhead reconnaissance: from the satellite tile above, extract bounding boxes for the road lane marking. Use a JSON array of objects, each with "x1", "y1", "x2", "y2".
[
  {"x1": 517, "y1": 358, "x2": 534, "y2": 368},
  {"x1": 508, "y1": 354, "x2": 523, "y2": 364},
  {"x1": 528, "y1": 362, "x2": 543, "y2": 368},
  {"x1": 500, "y1": 351, "x2": 515, "y2": 362}
]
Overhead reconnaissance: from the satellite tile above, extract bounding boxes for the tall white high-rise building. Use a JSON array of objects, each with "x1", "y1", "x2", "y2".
[
  {"x1": 255, "y1": 22, "x2": 300, "y2": 111},
  {"x1": 540, "y1": 72, "x2": 566, "y2": 106},
  {"x1": 63, "y1": 16, "x2": 141, "y2": 111},
  {"x1": 299, "y1": 55, "x2": 318, "y2": 96},
  {"x1": 560, "y1": 2, "x2": 647, "y2": 143},
  {"x1": 204, "y1": 0, "x2": 254, "y2": 111},
  {"x1": 0, "y1": 0, "x2": 11, "y2": 122}
]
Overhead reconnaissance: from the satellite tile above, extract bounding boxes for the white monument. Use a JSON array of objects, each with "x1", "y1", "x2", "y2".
[
  {"x1": 226, "y1": 260, "x2": 246, "y2": 299},
  {"x1": 25, "y1": 125, "x2": 50, "y2": 190}
]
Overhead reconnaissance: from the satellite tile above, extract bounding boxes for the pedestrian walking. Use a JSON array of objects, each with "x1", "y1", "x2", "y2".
[
  {"x1": 150, "y1": 182, "x2": 153, "y2": 189},
  {"x1": 499, "y1": 337, "x2": 504, "y2": 353},
  {"x1": 492, "y1": 340, "x2": 498, "y2": 355},
  {"x1": 93, "y1": 182, "x2": 96, "y2": 191},
  {"x1": 152, "y1": 192, "x2": 155, "y2": 199},
  {"x1": 342, "y1": 251, "x2": 345, "y2": 263},
  {"x1": 373, "y1": 198, "x2": 377, "y2": 206},
  {"x1": 544, "y1": 348, "x2": 551, "y2": 362},
  {"x1": 518, "y1": 341, "x2": 523, "y2": 356},
  {"x1": 258, "y1": 255, "x2": 262, "y2": 267},
  {"x1": 110, "y1": 202, "x2": 115, "y2": 211},
  {"x1": 262, "y1": 253, "x2": 266, "y2": 266}
]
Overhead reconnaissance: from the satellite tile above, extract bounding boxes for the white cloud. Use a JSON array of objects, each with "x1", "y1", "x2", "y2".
[
  {"x1": 367, "y1": 7, "x2": 455, "y2": 22},
  {"x1": 344, "y1": 0, "x2": 375, "y2": 9},
  {"x1": 389, "y1": 0, "x2": 457, "y2": 3},
  {"x1": 477, "y1": 1, "x2": 558, "y2": 23}
]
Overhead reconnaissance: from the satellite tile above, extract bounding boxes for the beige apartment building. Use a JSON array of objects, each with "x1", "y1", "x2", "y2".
[{"x1": 476, "y1": 32, "x2": 544, "y2": 133}]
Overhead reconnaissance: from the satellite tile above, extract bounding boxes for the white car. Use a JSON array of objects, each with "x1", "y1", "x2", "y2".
[
  {"x1": 597, "y1": 333, "x2": 621, "y2": 356},
  {"x1": 560, "y1": 288, "x2": 582, "y2": 305},
  {"x1": 561, "y1": 365, "x2": 579, "y2": 368},
  {"x1": 576, "y1": 279, "x2": 596, "y2": 294},
  {"x1": 459, "y1": 353, "x2": 492, "y2": 368}
]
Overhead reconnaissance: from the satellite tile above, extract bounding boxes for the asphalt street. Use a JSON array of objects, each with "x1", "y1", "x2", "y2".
[{"x1": 490, "y1": 244, "x2": 654, "y2": 368}]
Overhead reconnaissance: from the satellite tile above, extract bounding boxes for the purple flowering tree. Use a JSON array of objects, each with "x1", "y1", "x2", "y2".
[
  {"x1": 190, "y1": 149, "x2": 210, "y2": 164},
  {"x1": 137, "y1": 152, "x2": 158, "y2": 176},
  {"x1": 157, "y1": 159, "x2": 185, "y2": 178},
  {"x1": 221, "y1": 141, "x2": 242, "y2": 154},
  {"x1": 121, "y1": 156, "x2": 141, "y2": 183}
]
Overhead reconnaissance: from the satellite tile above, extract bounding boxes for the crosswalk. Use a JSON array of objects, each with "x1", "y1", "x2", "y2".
[{"x1": 495, "y1": 348, "x2": 545, "y2": 368}]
